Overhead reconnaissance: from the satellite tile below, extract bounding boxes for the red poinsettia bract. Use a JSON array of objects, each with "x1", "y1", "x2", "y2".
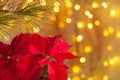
[{"x1": 0, "y1": 34, "x2": 77, "y2": 80}]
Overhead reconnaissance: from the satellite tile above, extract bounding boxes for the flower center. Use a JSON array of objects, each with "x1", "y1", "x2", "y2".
[{"x1": 7, "y1": 56, "x2": 11, "y2": 59}]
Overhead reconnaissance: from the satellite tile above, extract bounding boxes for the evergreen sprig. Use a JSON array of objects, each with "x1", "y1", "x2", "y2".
[{"x1": 0, "y1": 0, "x2": 60, "y2": 40}]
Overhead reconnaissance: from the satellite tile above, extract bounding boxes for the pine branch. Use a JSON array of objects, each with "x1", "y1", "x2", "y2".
[{"x1": 0, "y1": 0, "x2": 61, "y2": 41}]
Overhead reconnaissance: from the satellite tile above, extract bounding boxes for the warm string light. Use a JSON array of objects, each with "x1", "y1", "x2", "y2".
[
  {"x1": 53, "y1": 0, "x2": 120, "y2": 80},
  {"x1": 72, "y1": 66, "x2": 81, "y2": 73},
  {"x1": 74, "y1": 4, "x2": 80, "y2": 10},
  {"x1": 92, "y1": 2, "x2": 99, "y2": 8},
  {"x1": 101, "y1": 2, "x2": 108, "y2": 8}
]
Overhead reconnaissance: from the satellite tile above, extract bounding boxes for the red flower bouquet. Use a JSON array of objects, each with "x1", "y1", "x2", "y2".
[{"x1": 0, "y1": 34, "x2": 77, "y2": 80}]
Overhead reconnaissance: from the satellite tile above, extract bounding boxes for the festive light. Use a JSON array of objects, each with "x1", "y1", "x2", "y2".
[
  {"x1": 102, "y1": 2, "x2": 108, "y2": 8},
  {"x1": 80, "y1": 73, "x2": 86, "y2": 79},
  {"x1": 113, "y1": 57, "x2": 119, "y2": 62},
  {"x1": 85, "y1": 10, "x2": 93, "y2": 19},
  {"x1": 95, "y1": 20, "x2": 100, "y2": 26},
  {"x1": 54, "y1": 1, "x2": 60, "y2": 6},
  {"x1": 103, "y1": 75, "x2": 109, "y2": 80},
  {"x1": 103, "y1": 30, "x2": 109, "y2": 37},
  {"x1": 110, "y1": 9, "x2": 116, "y2": 17},
  {"x1": 88, "y1": 14, "x2": 93, "y2": 19},
  {"x1": 85, "y1": 10, "x2": 91, "y2": 16},
  {"x1": 103, "y1": 61, "x2": 109, "y2": 67},
  {"x1": 74, "y1": 4, "x2": 80, "y2": 10},
  {"x1": 72, "y1": 76, "x2": 80, "y2": 80},
  {"x1": 67, "y1": 77, "x2": 71, "y2": 80},
  {"x1": 88, "y1": 77, "x2": 94, "y2": 80},
  {"x1": 65, "y1": 1, "x2": 72, "y2": 8},
  {"x1": 109, "y1": 59, "x2": 114, "y2": 65},
  {"x1": 66, "y1": 18, "x2": 72, "y2": 23},
  {"x1": 84, "y1": 46, "x2": 92, "y2": 53},
  {"x1": 59, "y1": 22, "x2": 65, "y2": 28},
  {"x1": 53, "y1": 7, "x2": 60, "y2": 12},
  {"x1": 77, "y1": 22, "x2": 84, "y2": 28},
  {"x1": 80, "y1": 57, "x2": 86, "y2": 63},
  {"x1": 76, "y1": 35, "x2": 83, "y2": 42},
  {"x1": 108, "y1": 27, "x2": 114, "y2": 34},
  {"x1": 107, "y1": 45, "x2": 113, "y2": 51},
  {"x1": 72, "y1": 66, "x2": 81, "y2": 73},
  {"x1": 116, "y1": 32, "x2": 120, "y2": 38},
  {"x1": 88, "y1": 23, "x2": 93, "y2": 29},
  {"x1": 50, "y1": 15, "x2": 56, "y2": 21},
  {"x1": 92, "y1": 2, "x2": 99, "y2": 8}
]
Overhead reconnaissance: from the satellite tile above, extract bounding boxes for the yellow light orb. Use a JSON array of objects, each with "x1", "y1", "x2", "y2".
[
  {"x1": 88, "y1": 77, "x2": 93, "y2": 80},
  {"x1": 110, "y1": 9, "x2": 116, "y2": 17},
  {"x1": 113, "y1": 57, "x2": 119, "y2": 62},
  {"x1": 72, "y1": 66, "x2": 80, "y2": 73},
  {"x1": 103, "y1": 61, "x2": 109, "y2": 67},
  {"x1": 66, "y1": 18, "x2": 72, "y2": 23},
  {"x1": 85, "y1": 10, "x2": 90, "y2": 16},
  {"x1": 54, "y1": 1, "x2": 60, "y2": 6},
  {"x1": 72, "y1": 76, "x2": 80, "y2": 80},
  {"x1": 76, "y1": 35, "x2": 83, "y2": 42},
  {"x1": 116, "y1": 32, "x2": 120, "y2": 38},
  {"x1": 80, "y1": 57, "x2": 86, "y2": 63},
  {"x1": 88, "y1": 14, "x2": 93, "y2": 19},
  {"x1": 107, "y1": 45, "x2": 113, "y2": 51},
  {"x1": 92, "y1": 2, "x2": 99, "y2": 8},
  {"x1": 103, "y1": 75, "x2": 109, "y2": 80},
  {"x1": 67, "y1": 77, "x2": 71, "y2": 80},
  {"x1": 81, "y1": 73, "x2": 86, "y2": 79},
  {"x1": 95, "y1": 20, "x2": 100, "y2": 26},
  {"x1": 84, "y1": 46, "x2": 92, "y2": 53},
  {"x1": 65, "y1": 2, "x2": 72, "y2": 8},
  {"x1": 108, "y1": 27, "x2": 114, "y2": 34},
  {"x1": 109, "y1": 59, "x2": 114, "y2": 65},
  {"x1": 59, "y1": 22, "x2": 65, "y2": 29},
  {"x1": 74, "y1": 4, "x2": 80, "y2": 10},
  {"x1": 53, "y1": 7, "x2": 60, "y2": 13},
  {"x1": 103, "y1": 30, "x2": 109, "y2": 37},
  {"x1": 102, "y1": 2, "x2": 108, "y2": 8},
  {"x1": 88, "y1": 23, "x2": 93, "y2": 29},
  {"x1": 77, "y1": 22, "x2": 84, "y2": 28},
  {"x1": 50, "y1": 15, "x2": 56, "y2": 21}
]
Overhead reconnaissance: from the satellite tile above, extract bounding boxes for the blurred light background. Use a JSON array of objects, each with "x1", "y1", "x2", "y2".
[
  {"x1": 47, "y1": 0, "x2": 120, "y2": 80},
  {"x1": 1, "y1": 0, "x2": 120, "y2": 80}
]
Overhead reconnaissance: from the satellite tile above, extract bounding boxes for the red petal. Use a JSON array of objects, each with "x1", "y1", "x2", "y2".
[
  {"x1": 50, "y1": 41, "x2": 70, "y2": 56},
  {"x1": 19, "y1": 64, "x2": 43, "y2": 80},
  {"x1": 0, "y1": 41, "x2": 9, "y2": 57},
  {"x1": 48, "y1": 62, "x2": 68, "y2": 80},
  {"x1": 27, "y1": 34, "x2": 47, "y2": 53},
  {"x1": 10, "y1": 34, "x2": 29, "y2": 56},
  {"x1": 44, "y1": 35, "x2": 61, "y2": 45},
  {"x1": 52, "y1": 52, "x2": 78, "y2": 61}
]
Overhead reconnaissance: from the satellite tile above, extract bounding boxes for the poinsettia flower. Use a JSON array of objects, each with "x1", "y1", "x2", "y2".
[
  {"x1": 48, "y1": 62, "x2": 68, "y2": 80},
  {"x1": 42, "y1": 35, "x2": 78, "y2": 80},
  {"x1": 0, "y1": 34, "x2": 45, "y2": 80},
  {"x1": 44, "y1": 35, "x2": 78, "y2": 62}
]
